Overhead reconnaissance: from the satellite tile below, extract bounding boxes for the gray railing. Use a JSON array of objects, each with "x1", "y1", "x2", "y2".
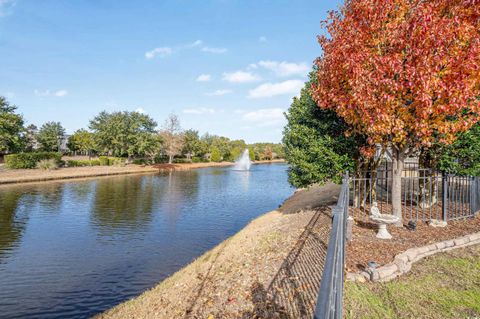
[
  {"x1": 471, "y1": 176, "x2": 480, "y2": 215},
  {"x1": 313, "y1": 173, "x2": 349, "y2": 319}
]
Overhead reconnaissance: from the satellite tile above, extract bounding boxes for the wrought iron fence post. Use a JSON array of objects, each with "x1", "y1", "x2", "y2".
[{"x1": 442, "y1": 173, "x2": 448, "y2": 222}]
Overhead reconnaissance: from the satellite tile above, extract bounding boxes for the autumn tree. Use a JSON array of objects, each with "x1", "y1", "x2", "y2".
[
  {"x1": 159, "y1": 113, "x2": 184, "y2": 164},
  {"x1": 312, "y1": 0, "x2": 480, "y2": 223}
]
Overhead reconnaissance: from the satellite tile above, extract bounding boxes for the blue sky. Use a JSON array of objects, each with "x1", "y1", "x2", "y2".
[{"x1": 0, "y1": 0, "x2": 342, "y2": 143}]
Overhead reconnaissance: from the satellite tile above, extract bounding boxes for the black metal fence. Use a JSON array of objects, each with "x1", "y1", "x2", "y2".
[
  {"x1": 312, "y1": 168, "x2": 479, "y2": 319},
  {"x1": 313, "y1": 173, "x2": 349, "y2": 319},
  {"x1": 350, "y1": 163, "x2": 479, "y2": 222}
]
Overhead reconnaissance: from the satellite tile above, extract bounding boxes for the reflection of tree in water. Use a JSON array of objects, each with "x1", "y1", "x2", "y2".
[
  {"x1": 0, "y1": 189, "x2": 29, "y2": 263},
  {"x1": 67, "y1": 181, "x2": 96, "y2": 203},
  {"x1": 35, "y1": 183, "x2": 65, "y2": 213},
  {"x1": 91, "y1": 175, "x2": 158, "y2": 236},
  {"x1": 161, "y1": 170, "x2": 200, "y2": 226}
]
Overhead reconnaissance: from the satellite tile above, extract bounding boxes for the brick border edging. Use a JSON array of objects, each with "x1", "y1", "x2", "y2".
[{"x1": 346, "y1": 232, "x2": 480, "y2": 283}]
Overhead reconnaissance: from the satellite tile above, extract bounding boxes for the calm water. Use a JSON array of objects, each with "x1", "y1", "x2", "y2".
[{"x1": 0, "y1": 163, "x2": 293, "y2": 319}]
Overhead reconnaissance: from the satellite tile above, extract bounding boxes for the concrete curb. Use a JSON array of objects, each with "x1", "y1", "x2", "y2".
[{"x1": 346, "y1": 231, "x2": 480, "y2": 283}]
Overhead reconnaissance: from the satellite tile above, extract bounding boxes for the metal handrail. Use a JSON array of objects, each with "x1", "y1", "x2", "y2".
[{"x1": 313, "y1": 173, "x2": 349, "y2": 319}]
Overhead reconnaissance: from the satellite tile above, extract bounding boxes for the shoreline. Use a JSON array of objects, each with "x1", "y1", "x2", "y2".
[
  {"x1": 0, "y1": 159, "x2": 285, "y2": 185},
  {"x1": 96, "y1": 183, "x2": 339, "y2": 318}
]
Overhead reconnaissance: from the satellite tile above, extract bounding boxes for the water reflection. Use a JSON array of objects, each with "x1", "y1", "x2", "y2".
[
  {"x1": 91, "y1": 175, "x2": 157, "y2": 236},
  {"x1": 0, "y1": 164, "x2": 293, "y2": 319},
  {"x1": 0, "y1": 189, "x2": 28, "y2": 263},
  {"x1": 234, "y1": 170, "x2": 251, "y2": 191},
  {"x1": 162, "y1": 170, "x2": 200, "y2": 227}
]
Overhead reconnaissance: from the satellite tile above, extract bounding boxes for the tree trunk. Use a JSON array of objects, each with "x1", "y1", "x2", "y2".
[
  {"x1": 168, "y1": 154, "x2": 173, "y2": 164},
  {"x1": 392, "y1": 148, "x2": 405, "y2": 226}
]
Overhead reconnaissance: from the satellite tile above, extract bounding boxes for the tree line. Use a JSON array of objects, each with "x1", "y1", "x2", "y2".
[{"x1": 0, "y1": 96, "x2": 284, "y2": 164}]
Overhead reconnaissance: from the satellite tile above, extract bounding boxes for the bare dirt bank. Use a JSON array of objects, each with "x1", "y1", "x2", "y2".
[
  {"x1": 0, "y1": 160, "x2": 285, "y2": 185},
  {"x1": 96, "y1": 183, "x2": 339, "y2": 319}
]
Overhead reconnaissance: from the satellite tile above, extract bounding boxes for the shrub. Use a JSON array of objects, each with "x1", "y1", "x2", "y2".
[
  {"x1": 191, "y1": 156, "x2": 206, "y2": 163},
  {"x1": 67, "y1": 159, "x2": 101, "y2": 167},
  {"x1": 36, "y1": 159, "x2": 58, "y2": 170},
  {"x1": 173, "y1": 158, "x2": 190, "y2": 164},
  {"x1": 153, "y1": 155, "x2": 169, "y2": 164},
  {"x1": 90, "y1": 159, "x2": 101, "y2": 166},
  {"x1": 108, "y1": 157, "x2": 126, "y2": 166},
  {"x1": 132, "y1": 158, "x2": 149, "y2": 165},
  {"x1": 99, "y1": 156, "x2": 109, "y2": 166},
  {"x1": 5, "y1": 152, "x2": 62, "y2": 169}
]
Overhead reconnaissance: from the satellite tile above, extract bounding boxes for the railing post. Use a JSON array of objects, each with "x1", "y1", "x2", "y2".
[
  {"x1": 470, "y1": 176, "x2": 475, "y2": 217},
  {"x1": 442, "y1": 173, "x2": 448, "y2": 222}
]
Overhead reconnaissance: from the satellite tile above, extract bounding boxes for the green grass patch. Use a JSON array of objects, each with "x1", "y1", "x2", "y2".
[{"x1": 344, "y1": 245, "x2": 480, "y2": 319}]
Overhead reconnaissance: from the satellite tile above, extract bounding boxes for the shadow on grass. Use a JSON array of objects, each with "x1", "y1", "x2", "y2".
[{"x1": 241, "y1": 208, "x2": 332, "y2": 319}]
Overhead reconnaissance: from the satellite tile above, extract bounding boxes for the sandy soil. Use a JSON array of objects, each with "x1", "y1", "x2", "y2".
[
  {"x1": 0, "y1": 160, "x2": 285, "y2": 185},
  {"x1": 95, "y1": 184, "x2": 339, "y2": 319}
]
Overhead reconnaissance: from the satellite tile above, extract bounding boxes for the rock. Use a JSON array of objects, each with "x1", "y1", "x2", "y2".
[
  {"x1": 428, "y1": 219, "x2": 447, "y2": 227},
  {"x1": 454, "y1": 237, "x2": 469, "y2": 246},
  {"x1": 346, "y1": 272, "x2": 367, "y2": 283}
]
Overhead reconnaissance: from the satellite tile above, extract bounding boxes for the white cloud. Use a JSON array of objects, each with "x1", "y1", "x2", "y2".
[
  {"x1": 54, "y1": 89, "x2": 68, "y2": 97},
  {"x1": 242, "y1": 108, "x2": 285, "y2": 127},
  {"x1": 186, "y1": 40, "x2": 203, "y2": 48},
  {"x1": 248, "y1": 80, "x2": 304, "y2": 98},
  {"x1": 196, "y1": 74, "x2": 211, "y2": 82},
  {"x1": 145, "y1": 47, "x2": 173, "y2": 59},
  {"x1": 34, "y1": 89, "x2": 50, "y2": 97},
  {"x1": 183, "y1": 107, "x2": 216, "y2": 115},
  {"x1": 201, "y1": 47, "x2": 227, "y2": 54},
  {"x1": 135, "y1": 107, "x2": 146, "y2": 114},
  {"x1": 222, "y1": 71, "x2": 260, "y2": 83},
  {"x1": 0, "y1": 0, "x2": 16, "y2": 17},
  {"x1": 258, "y1": 36, "x2": 267, "y2": 43},
  {"x1": 257, "y1": 60, "x2": 309, "y2": 77},
  {"x1": 34, "y1": 89, "x2": 68, "y2": 97},
  {"x1": 205, "y1": 89, "x2": 232, "y2": 96}
]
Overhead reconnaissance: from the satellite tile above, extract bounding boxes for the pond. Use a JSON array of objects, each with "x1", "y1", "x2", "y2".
[{"x1": 0, "y1": 163, "x2": 293, "y2": 318}]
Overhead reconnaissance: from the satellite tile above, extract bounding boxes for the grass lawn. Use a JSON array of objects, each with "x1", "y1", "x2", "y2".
[{"x1": 344, "y1": 244, "x2": 480, "y2": 319}]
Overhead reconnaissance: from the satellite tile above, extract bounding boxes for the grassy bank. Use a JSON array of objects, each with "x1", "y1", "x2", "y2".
[
  {"x1": 344, "y1": 245, "x2": 480, "y2": 319},
  {"x1": 96, "y1": 183, "x2": 339, "y2": 319},
  {"x1": 0, "y1": 160, "x2": 285, "y2": 185}
]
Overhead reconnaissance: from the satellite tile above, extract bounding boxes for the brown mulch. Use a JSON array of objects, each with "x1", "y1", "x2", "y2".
[{"x1": 346, "y1": 213, "x2": 480, "y2": 272}]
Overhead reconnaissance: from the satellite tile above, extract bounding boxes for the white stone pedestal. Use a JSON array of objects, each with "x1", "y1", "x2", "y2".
[{"x1": 376, "y1": 223, "x2": 392, "y2": 239}]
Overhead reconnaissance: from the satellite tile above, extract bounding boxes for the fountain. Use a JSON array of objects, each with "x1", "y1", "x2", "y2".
[{"x1": 233, "y1": 149, "x2": 252, "y2": 171}]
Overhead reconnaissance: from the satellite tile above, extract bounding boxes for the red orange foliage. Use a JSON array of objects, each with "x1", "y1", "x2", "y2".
[{"x1": 312, "y1": 0, "x2": 480, "y2": 156}]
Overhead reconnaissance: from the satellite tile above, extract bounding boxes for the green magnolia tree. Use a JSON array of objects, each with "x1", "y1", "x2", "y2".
[
  {"x1": 37, "y1": 121, "x2": 65, "y2": 152},
  {"x1": 67, "y1": 129, "x2": 97, "y2": 158},
  {"x1": 0, "y1": 96, "x2": 25, "y2": 154},
  {"x1": 89, "y1": 111, "x2": 157, "y2": 158},
  {"x1": 283, "y1": 75, "x2": 363, "y2": 187},
  {"x1": 182, "y1": 129, "x2": 207, "y2": 160},
  {"x1": 438, "y1": 123, "x2": 480, "y2": 176}
]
